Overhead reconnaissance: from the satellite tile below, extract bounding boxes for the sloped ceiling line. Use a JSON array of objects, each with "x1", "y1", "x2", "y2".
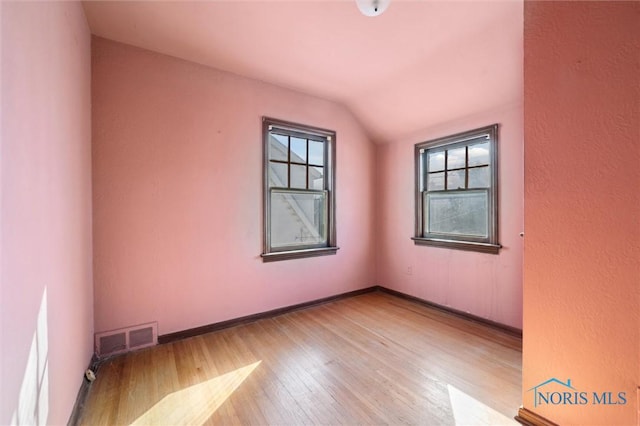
[{"x1": 82, "y1": 0, "x2": 523, "y2": 144}]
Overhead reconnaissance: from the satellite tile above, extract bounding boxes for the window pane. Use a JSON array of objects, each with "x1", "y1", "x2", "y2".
[
  {"x1": 469, "y1": 166, "x2": 490, "y2": 188},
  {"x1": 290, "y1": 164, "x2": 307, "y2": 189},
  {"x1": 447, "y1": 147, "x2": 466, "y2": 169},
  {"x1": 270, "y1": 191, "x2": 327, "y2": 248},
  {"x1": 309, "y1": 166, "x2": 324, "y2": 190},
  {"x1": 447, "y1": 170, "x2": 465, "y2": 190},
  {"x1": 427, "y1": 172, "x2": 444, "y2": 191},
  {"x1": 308, "y1": 140, "x2": 324, "y2": 166},
  {"x1": 269, "y1": 134, "x2": 288, "y2": 161},
  {"x1": 428, "y1": 150, "x2": 445, "y2": 172},
  {"x1": 290, "y1": 137, "x2": 307, "y2": 163},
  {"x1": 268, "y1": 162, "x2": 288, "y2": 188},
  {"x1": 468, "y1": 142, "x2": 490, "y2": 167},
  {"x1": 425, "y1": 191, "x2": 488, "y2": 237}
]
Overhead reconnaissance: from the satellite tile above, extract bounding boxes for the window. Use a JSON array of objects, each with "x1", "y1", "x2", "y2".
[
  {"x1": 413, "y1": 124, "x2": 500, "y2": 254},
  {"x1": 261, "y1": 117, "x2": 338, "y2": 262}
]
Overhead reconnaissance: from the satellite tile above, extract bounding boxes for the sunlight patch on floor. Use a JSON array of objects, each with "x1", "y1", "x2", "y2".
[
  {"x1": 447, "y1": 384, "x2": 517, "y2": 426},
  {"x1": 131, "y1": 361, "x2": 261, "y2": 426},
  {"x1": 11, "y1": 287, "x2": 49, "y2": 425}
]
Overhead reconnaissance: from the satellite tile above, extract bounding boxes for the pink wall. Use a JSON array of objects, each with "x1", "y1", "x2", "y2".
[
  {"x1": 1, "y1": 2, "x2": 93, "y2": 425},
  {"x1": 91, "y1": 38, "x2": 376, "y2": 336},
  {"x1": 375, "y1": 103, "x2": 524, "y2": 329},
  {"x1": 523, "y1": 2, "x2": 639, "y2": 424}
]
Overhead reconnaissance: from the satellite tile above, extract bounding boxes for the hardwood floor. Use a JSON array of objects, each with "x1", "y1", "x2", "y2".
[{"x1": 78, "y1": 291, "x2": 522, "y2": 425}]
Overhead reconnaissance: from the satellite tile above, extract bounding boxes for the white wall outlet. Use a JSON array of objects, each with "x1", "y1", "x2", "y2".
[{"x1": 85, "y1": 369, "x2": 96, "y2": 382}]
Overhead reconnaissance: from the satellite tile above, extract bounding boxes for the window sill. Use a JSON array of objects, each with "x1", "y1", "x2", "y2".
[
  {"x1": 411, "y1": 237, "x2": 501, "y2": 254},
  {"x1": 261, "y1": 247, "x2": 339, "y2": 262}
]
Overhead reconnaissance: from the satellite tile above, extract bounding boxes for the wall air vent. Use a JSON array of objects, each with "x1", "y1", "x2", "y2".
[{"x1": 95, "y1": 322, "x2": 158, "y2": 357}]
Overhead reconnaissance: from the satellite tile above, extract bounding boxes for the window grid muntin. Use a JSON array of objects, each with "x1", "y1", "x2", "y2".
[
  {"x1": 425, "y1": 139, "x2": 491, "y2": 193},
  {"x1": 268, "y1": 132, "x2": 326, "y2": 191}
]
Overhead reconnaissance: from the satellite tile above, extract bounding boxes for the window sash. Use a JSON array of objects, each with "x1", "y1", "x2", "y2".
[
  {"x1": 268, "y1": 188, "x2": 328, "y2": 252},
  {"x1": 268, "y1": 130, "x2": 328, "y2": 191},
  {"x1": 422, "y1": 189, "x2": 490, "y2": 243}
]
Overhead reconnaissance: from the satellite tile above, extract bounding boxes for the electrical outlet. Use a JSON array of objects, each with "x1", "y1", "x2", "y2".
[{"x1": 406, "y1": 266, "x2": 413, "y2": 275}]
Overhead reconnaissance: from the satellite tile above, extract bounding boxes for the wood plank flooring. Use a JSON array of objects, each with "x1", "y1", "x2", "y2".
[{"x1": 78, "y1": 291, "x2": 522, "y2": 425}]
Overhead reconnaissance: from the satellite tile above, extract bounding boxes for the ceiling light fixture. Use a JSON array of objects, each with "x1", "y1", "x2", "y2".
[{"x1": 356, "y1": 0, "x2": 390, "y2": 17}]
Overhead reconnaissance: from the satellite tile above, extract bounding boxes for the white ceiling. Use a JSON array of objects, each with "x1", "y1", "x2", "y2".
[{"x1": 82, "y1": 0, "x2": 523, "y2": 143}]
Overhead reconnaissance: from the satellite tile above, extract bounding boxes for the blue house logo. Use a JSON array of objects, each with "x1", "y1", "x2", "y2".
[
  {"x1": 528, "y1": 378, "x2": 627, "y2": 407},
  {"x1": 528, "y1": 378, "x2": 579, "y2": 407}
]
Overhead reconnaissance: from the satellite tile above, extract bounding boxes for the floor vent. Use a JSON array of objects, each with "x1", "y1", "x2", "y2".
[{"x1": 95, "y1": 322, "x2": 158, "y2": 357}]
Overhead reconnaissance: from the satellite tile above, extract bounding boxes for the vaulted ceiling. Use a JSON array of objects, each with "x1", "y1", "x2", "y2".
[{"x1": 82, "y1": 1, "x2": 523, "y2": 144}]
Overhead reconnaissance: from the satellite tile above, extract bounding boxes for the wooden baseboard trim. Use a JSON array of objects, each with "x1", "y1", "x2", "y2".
[
  {"x1": 514, "y1": 406, "x2": 558, "y2": 426},
  {"x1": 376, "y1": 286, "x2": 522, "y2": 338},
  {"x1": 158, "y1": 286, "x2": 378, "y2": 344},
  {"x1": 158, "y1": 285, "x2": 521, "y2": 345},
  {"x1": 67, "y1": 354, "x2": 100, "y2": 426}
]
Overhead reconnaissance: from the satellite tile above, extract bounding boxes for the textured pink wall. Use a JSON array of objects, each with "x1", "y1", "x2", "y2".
[
  {"x1": 375, "y1": 103, "x2": 524, "y2": 329},
  {"x1": 1, "y1": 2, "x2": 93, "y2": 425},
  {"x1": 523, "y1": 2, "x2": 639, "y2": 424},
  {"x1": 91, "y1": 38, "x2": 376, "y2": 336}
]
